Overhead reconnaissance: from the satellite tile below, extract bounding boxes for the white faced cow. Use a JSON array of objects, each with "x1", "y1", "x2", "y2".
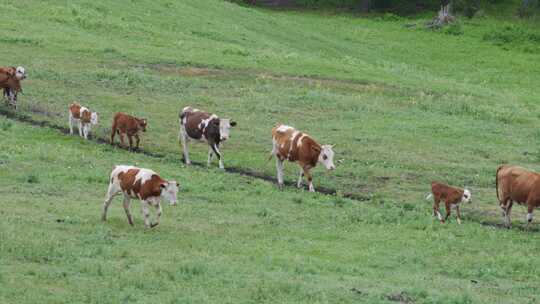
[
  {"x1": 179, "y1": 106, "x2": 236, "y2": 169},
  {"x1": 102, "y1": 165, "x2": 179, "y2": 228},
  {"x1": 68, "y1": 102, "x2": 98, "y2": 140},
  {"x1": 269, "y1": 124, "x2": 335, "y2": 192}
]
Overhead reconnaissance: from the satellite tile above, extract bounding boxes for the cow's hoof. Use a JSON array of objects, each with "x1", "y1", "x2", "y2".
[
  {"x1": 150, "y1": 223, "x2": 159, "y2": 228},
  {"x1": 278, "y1": 184, "x2": 284, "y2": 191}
]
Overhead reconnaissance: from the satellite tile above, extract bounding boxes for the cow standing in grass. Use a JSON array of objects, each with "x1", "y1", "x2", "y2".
[
  {"x1": 179, "y1": 106, "x2": 236, "y2": 169},
  {"x1": 0, "y1": 66, "x2": 26, "y2": 109},
  {"x1": 427, "y1": 181, "x2": 471, "y2": 224},
  {"x1": 269, "y1": 124, "x2": 335, "y2": 192},
  {"x1": 496, "y1": 164, "x2": 540, "y2": 228},
  {"x1": 102, "y1": 165, "x2": 179, "y2": 228},
  {"x1": 68, "y1": 102, "x2": 98, "y2": 140},
  {"x1": 110, "y1": 112, "x2": 147, "y2": 151}
]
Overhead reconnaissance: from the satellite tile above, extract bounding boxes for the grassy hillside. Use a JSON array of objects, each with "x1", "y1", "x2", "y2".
[{"x1": 1, "y1": 0, "x2": 540, "y2": 303}]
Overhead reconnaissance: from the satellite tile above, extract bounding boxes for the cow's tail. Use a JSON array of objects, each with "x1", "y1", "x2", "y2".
[{"x1": 495, "y1": 164, "x2": 505, "y2": 203}]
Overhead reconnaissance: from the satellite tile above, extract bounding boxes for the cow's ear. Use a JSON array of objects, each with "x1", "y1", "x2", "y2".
[
  {"x1": 230, "y1": 121, "x2": 237, "y2": 127},
  {"x1": 160, "y1": 183, "x2": 167, "y2": 189}
]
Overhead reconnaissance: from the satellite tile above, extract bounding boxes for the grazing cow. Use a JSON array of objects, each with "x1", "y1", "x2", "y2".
[
  {"x1": 426, "y1": 182, "x2": 471, "y2": 224},
  {"x1": 110, "y1": 112, "x2": 147, "y2": 150},
  {"x1": 68, "y1": 102, "x2": 98, "y2": 139},
  {"x1": 269, "y1": 124, "x2": 335, "y2": 192},
  {"x1": 102, "y1": 165, "x2": 179, "y2": 228},
  {"x1": 0, "y1": 66, "x2": 26, "y2": 108},
  {"x1": 496, "y1": 164, "x2": 540, "y2": 228},
  {"x1": 179, "y1": 106, "x2": 236, "y2": 169}
]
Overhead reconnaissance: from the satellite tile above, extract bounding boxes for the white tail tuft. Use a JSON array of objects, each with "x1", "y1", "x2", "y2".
[{"x1": 425, "y1": 193, "x2": 433, "y2": 201}]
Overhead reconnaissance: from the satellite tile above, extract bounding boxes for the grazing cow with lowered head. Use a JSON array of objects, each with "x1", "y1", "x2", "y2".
[
  {"x1": 179, "y1": 106, "x2": 236, "y2": 169},
  {"x1": 69, "y1": 102, "x2": 98, "y2": 140},
  {"x1": 102, "y1": 165, "x2": 179, "y2": 228},
  {"x1": 270, "y1": 124, "x2": 335, "y2": 192},
  {"x1": 426, "y1": 181, "x2": 471, "y2": 224},
  {"x1": 496, "y1": 164, "x2": 540, "y2": 228},
  {"x1": 0, "y1": 66, "x2": 26, "y2": 108},
  {"x1": 110, "y1": 112, "x2": 147, "y2": 151}
]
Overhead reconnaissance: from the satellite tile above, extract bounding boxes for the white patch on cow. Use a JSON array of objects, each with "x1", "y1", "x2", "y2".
[
  {"x1": 461, "y1": 189, "x2": 472, "y2": 203},
  {"x1": 199, "y1": 114, "x2": 218, "y2": 132},
  {"x1": 276, "y1": 124, "x2": 293, "y2": 133},
  {"x1": 318, "y1": 145, "x2": 336, "y2": 170},
  {"x1": 80, "y1": 106, "x2": 89, "y2": 116},
  {"x1": 15, "y1": 66, "x2": 26, "y2": 80},
  {"x1": 91, "y1": 112, "x2": 98, "y2": 125},
  {"x1": 425, "y1": 193, "x2": 433, "y2": 201},
  {"x1": 287, "y1": 131, "x2": 299, "y2": 158},
  {"x1": 219, "y1": 118, "x2": 234, "y2": 141},
  {"x1": 134, "y1": 168, "x2": 157, "y2": 186},
  {"x1": 527, "y1": 213, "x2": 533, "y2": 222},
  {"x1": 436, "y1": 211, "x2": 443, "y2": 221},
  {"x1": 296, "y1": 134, "x2": 307, "y2": 148}
]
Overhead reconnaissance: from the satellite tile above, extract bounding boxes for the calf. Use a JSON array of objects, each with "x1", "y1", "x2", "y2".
[
  {"x1": 110, "y1": 112, "x2": 147, "y2": 150},
  {"x1": 496, "y1": 164, "x2": 540, "y2": 228},
  {"x1": 0, "y1": 66, "x2": 26, "y2": 108},
  {"x1": 427, "y1": 181, "x2": 471, "y2": 224},
  {"x1": 270, "y1": 124, "x2": 335, "y2": 192},
  {"x1": 179, "y1": 106, "x2": 236, "y2": 169},
  {"x1": 102, "y1": 165, "x2": 179, "y2": 228},
  {"x1": 68, "y1": 102, "x2": 98, "y2": 139}
]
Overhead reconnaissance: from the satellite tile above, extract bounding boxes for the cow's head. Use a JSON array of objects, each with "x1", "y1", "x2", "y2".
[
  {"x1": 462, "y1": 189, "x2": 472, "y2": 204},
  {"x1": 318, "y1": 145, "x2": 335, "y2": 170},
  {"x1": 91, "y1": 112, "x2": 99, "y2": 125},
  {"x1": 219, "y1": 118, "x2": 236, "y2": 141},
  {"x1": 138, "y1": 118, "x2": 147, "y2": 132},
  {"x1": 160, "y1": 181, "x2": 179, "y2": 206},
  {"x1": 15, "y1": 66, "x2": 26, "y2": 80}
]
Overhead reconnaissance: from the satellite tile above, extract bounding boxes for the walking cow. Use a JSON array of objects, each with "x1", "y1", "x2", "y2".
[
  {"x1": 102, "y1": 165, "x2": 179, "y2": 228},
  {"x1": 496, "y1": 164, "x2": 540, "y2": 228},
  {"x1": 269, "y1": 124, "x2": 335, "y2": 192},
  {"x1": 69, "y1": 102, "x2": 98, "y2": 140},
  {"x1": 426, "y1": 181, "x2": 471, "y2": 224},
  {"x1": 110, "y1": 112, "x2": 147, "y2": 151},
  {"x1": 179, "y1": 106, "x2": 236, "y2": 169},
  {"x1": 0, "y1": 66, "x2": 26, "y2": 109}
]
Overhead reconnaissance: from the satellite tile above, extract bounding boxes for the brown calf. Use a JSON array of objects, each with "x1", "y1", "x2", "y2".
[
  {"x1": 270, "y1": 124, "x2": 335, "y2": 192},
  {"x1": 110, "y1": 112, "x2": 147, "y2": 150},
  {"x1": 427, "y1": 181, "x2": 471, "y2": 224},
  {"x1": 496, "y1": 165, "x2": 540, "y2": 228},
  {"x1": 102, "y1": 165, "x2": 179, "y2": 228}
]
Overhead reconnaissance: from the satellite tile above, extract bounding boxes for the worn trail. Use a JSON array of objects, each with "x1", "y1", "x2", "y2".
[{"x1": 0, "y1": 107, "x2": 369, "y2": 201}]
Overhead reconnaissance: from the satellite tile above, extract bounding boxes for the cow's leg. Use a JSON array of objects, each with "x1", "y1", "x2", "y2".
[
  {"x1": 304, "y1": 167, "x2": 315, "y2": 192},
  {"x1": 135, "y1": 134, "x2": 140, "y2": 150},
  {"x1": 127, "y1": 135, "x2": 134, "y2": 151},
  {"x1": 78, "y1": 120, "x2": 83, "y2": 137},
  {"x1": 526, "y1": 203, "x2": 534, "y2": 229},
  {"x1": 102, "y1": 183, "x2": 120, "y2": 221},
  {"x1": 179, "y1": 126, "x2": 191, "y2": 165},
  {"x1": 69, "y1": 115, "x2": 74, "y2": 135},
  {"x1": 297, "y1": 169, "x2": 304, "y2": 189},
  {"x1": 110, "y1": 128, "x2": 116, "y2": 145},
  {"x1": 151, "y1": 202, "x2": 162, "y2": 228},
  {"x1": 207, "y1": 146, "x2": 214, "y2": 167},
  {"x1": 433, "y1": 198, "x2": 443, "y2": 222},
  {"x1": 276, "y1": 158, "x2": 284, "y2": 190},
  {"x1": 444, "y1": 202, "x2": 452, "y2": 223},
  {"x1": 123, "y1": 195, "x2": 134, "y2": 226},
  {"x1": 500, "y1": 198, "x2": 512, "y2": 228},
  {"x1": 141, "y1": 201, "x2": 151, "y2": 228},
  {"x1": 83, "y1": 124, "x2": 89, "y2": 140},
  {"x1": 456, "y1": 205, "x2": 462, "y2": 225},
  {"x1": 211, "y1": 143, "x2": 224, "y2": 169}
]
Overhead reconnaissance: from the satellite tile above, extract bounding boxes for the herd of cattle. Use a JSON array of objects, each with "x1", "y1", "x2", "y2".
[{"x1": 1, "y1": 65, "x2": 539, "y2": 229}]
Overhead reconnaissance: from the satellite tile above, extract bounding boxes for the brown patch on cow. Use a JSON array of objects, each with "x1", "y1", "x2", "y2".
[
  {"x1": 110, "y1": 112, "x2": 147, "y2": 150},
  {"x1": 69, "y1": 102, "x2": 92, "y2": 123},
  {"x1": 117, "y1": 169, "x2": 166, "y2": 200}
]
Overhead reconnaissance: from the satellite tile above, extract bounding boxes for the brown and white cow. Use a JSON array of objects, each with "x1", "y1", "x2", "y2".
[
  {"x1": 270, "y1": 124, "x2": 335, "y2": 192},
  {"x1": 179, "y1": 106, "x2": 236, "y2": 169},
  {"x1": 69, "y1": 102, "x2": 98, "y2": 140},
  {"x1": 496, "y1": 164, "x2": 540, "y2": 228},
  {"x1": 110, "y1": 112, "x2": 147, "y2": 150},
  {"x1": 0, "y1": 66, "x2": 26, "y2": 108},
  {"x1": 426, "y1": 181, "x2": 471, "y2": 224},
  {"x1": 102, "y1": 165, "x2": 179, "y2": 228}
]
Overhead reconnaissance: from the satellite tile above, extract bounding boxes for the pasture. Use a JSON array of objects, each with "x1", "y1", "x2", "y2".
[{"x1": 1, "y1": 0, "x2": 540, "y2": 303}]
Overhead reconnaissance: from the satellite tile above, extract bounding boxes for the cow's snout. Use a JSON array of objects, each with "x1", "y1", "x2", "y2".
[
  {"x1": 220, "y1": 136, "x2": 229, "y2": 141},
  {"x1": 170, "y1": 201, "x2": 177, "y2": 206},
  {"x1": 328, "y1": 165, "x2": 335, "y2": 171}
]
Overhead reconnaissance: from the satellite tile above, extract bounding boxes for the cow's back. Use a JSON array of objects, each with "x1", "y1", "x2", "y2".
[
  {"x1": 113, "y1": 113, "x2": 135, "y2": 131},
  {"x1": 182, "y1": 109, "x2": 213, "y2": 140}
]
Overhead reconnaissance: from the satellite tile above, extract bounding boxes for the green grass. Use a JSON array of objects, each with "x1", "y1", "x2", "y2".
[{"x1": 2, "y1": 0, "x2": 540, "y2": 303}]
